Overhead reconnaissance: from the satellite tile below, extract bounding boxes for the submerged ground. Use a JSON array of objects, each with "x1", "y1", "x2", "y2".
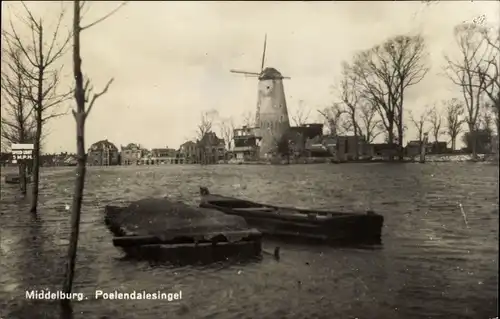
[{"x1": 0, "y1": 163, "x2": 498, "y2": 319}]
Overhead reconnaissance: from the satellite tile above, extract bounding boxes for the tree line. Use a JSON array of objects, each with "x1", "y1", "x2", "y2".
[
  {"x1": 196, "y1": 20, "x2": 498, "y2": 161},
  {"x1": 315, "y1": 21, "x2": 499, "y2": 160}
]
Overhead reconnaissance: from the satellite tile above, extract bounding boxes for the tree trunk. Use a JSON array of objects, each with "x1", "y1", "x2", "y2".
[
  {"x1": 19, "y1": 128, "x2": 27, "y2": 196},
  {"x1": 451, "y1": 137, "x2": 456, "y2": 151},
  {"x1": 30, "y1": 21, "x2": 45, "y2": 214},
  {"x1": 397, "y1": 125, "x2": 404, "y2": 161},
  {"x1": 469, "y1": 124, "x2": 478, "y2": 159},
  {"x1": 419, "y1": 135, "x2": 428, "y2": 163},
  {"x1": 387, "y1": 124, "x2": 395, "y2": 161},
  {"x1": 62, "y1": 115, "x2": 86, "y2": 296},
  {"x1": 19, "y1": 162, "x2": 27, "y2": 195},
  {"x1": 62, "y1": 1, "x2": 85, "y2": 300},
  {"x1": 30, "y1": 112, "x2": 42, "y2": 213},
  {"x1": 352, "y1": 114, "x2": 359, "y2": 160}
]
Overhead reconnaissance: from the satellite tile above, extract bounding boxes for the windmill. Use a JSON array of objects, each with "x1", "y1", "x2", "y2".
[{"x1": 230, "y1": 34, "x2": 291, "y2": 158}]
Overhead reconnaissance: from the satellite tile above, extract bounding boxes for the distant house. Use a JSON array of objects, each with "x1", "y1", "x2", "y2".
[
  {"x1": 120, "y1": 143, "x2": 143, "y2": 165},
  {"x1": 429, "y1": 141, "x2": 448, "y2": 154},
  {"x1": 88, "y1": 139, "x2": 119, "y2": 166},
  {"x1": 151, "y1": 147, "x2": 177, "y2": 158},
  {"x1": 63, "y1": 155, "x2": 77, "y2": 166},
  {"x1": 232, "y1": 126, "x2": 261, "y2": 162},
  {"x1": 372, "y1": 143, "x2": 399, "y2": 158},
  {"x1": 405, "y1": 140, "x2": 422, "y2": 157},
  {"x1": 326, "y1": 135, "x2": 370, "y2": 161},
  {"x1": 179, "y1": 141, "x2": 198, "y2": 164},
  {"x1": 198, "y1": 131, "x2": 226, "y2": 164},
  {"x1": 287, "y1": 123, "x2": 324, "y2": 157},
  {"x1": 405, "y1": 140, "x2": 448, "y2": 157},
  {"x1": 305, "y1": 135, "x2": 332, "y2": 157}
]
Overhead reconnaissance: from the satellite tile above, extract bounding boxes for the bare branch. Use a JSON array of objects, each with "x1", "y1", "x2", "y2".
[
  {"x1": 318, "y1": 103, "x2": 347, "y2": 136},
  {"x1": 240, "y1": 111, "x2": 255, "y2": 127},
  {"x1": 408, "y1": 107, "x2": 430, "y2": 143},
  {"x1": 444, "y1": 24, "x2": 489, "y2": 127},
  {"x1": 85, "y1": 78, "x2": 114, "y2": 117},
  {"x1": 291, "y1": 100, "x2": 311, "y2": 126},
  {"x1": 197, "y1": 110, "x2": 218, "y2": 140},
  {"x1": 81, "y1": 2, "x2": 128, "y2": 31},
  {"x1": 358, "y1": 102, "x2": 382, "y2": 143},
  {"x1": 428, "y1": 106, "x2": 443, "y2": 142},
  {"x1": 219, "y1": 117, "x2": 235, "y2": 150},
  {"x1": 444, "y1": 98, "x2": 466, "y2": 150}
]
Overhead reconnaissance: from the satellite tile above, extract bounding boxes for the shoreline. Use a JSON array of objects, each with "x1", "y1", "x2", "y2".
[
  {"x1": 1, "y1": 154, "x2": 497, "y2": 170},
  {"x1": 228, "y1": 153, "x2": 498, "y2": 165}
]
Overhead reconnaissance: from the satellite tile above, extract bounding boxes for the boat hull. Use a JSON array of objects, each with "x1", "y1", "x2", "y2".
[
  {"x1": 199, "y1": 188, "x2": 384, "y2": 245},
  {"x1": 103, "y1": 201, "x2": 262, "y2": 264}
]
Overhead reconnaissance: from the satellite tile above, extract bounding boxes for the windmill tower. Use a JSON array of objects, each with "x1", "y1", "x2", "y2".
[{"x1": 230, "y1": 34, "x2": 291, "y2": 158}]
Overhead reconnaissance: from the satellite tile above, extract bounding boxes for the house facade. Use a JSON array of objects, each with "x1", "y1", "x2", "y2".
[
  {"x1": 179, "y1": 141, "x2": 198, "y2": 164},
  {"x1": 120, "y1": 143, "x2": 144, "y2": 165},
  {"x1": 88, "y1": 139, "x2": 119, "y2": 166},
  {"x1": 198, "y1": 131, "x2": 226, "y2": 164},
  {"x1": 232, "y1": 126, "x2": 261, "y2": 162},
  {"x1": 146, "y1": 147, "x2": 179, "y2": 164},
  {"x1": 322, "y1": 135, "x2": 371, "y2": 161}
]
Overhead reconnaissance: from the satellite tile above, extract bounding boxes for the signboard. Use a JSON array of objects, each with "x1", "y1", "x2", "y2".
[{"x1": 11, "y1": 143, "x2": 34, "y2": 163}]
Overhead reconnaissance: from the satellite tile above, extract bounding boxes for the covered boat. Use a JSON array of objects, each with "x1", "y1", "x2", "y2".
[
  {"x1": 104, "y1": 198, "x2": 262, "y2": 263},
  {"x1": 199, "y1": 187, "x2": 384, "y2": 245}
]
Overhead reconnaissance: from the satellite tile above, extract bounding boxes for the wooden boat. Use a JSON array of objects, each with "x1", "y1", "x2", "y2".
[
  {"x1": 103, "y1": 198, "x2": 262, "y2": 263},
  {"x1": 199, "y1": 187, "x2": 384, "y2": 245}
]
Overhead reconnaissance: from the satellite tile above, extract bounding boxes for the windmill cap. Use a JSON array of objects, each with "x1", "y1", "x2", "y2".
[{"x1": 259, "y1": 67, "x2": 283, "y2": 80}]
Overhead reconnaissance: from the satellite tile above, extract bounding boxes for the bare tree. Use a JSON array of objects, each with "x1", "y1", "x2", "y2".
[
  {"x1": 353, "y1": 34, "x2": 429, "y2": 160},
  {"x1": 291, "y1": 100, "x2": 311, "y2": 126},
  {"x1": 428, "y1": 106, "x2": 444, "y2": 143},
  {"x1": 337, "y1": 62, "x2": 363, "y2": 158},
  {"x1": 63, "y1": 0, "x2": 125, "y2": 303},
  {"x1": 197, "y1": 110, "x2": 218, "y2": 140},
  {"x1": 478, "y1": 104, "x2": 494, "y2": 131},
  {"x1": 444, "y1": 23, "x2": 490, "y2": 158},
  {"x1": 318, "y1": 103, "x2": 347, "y2": 137},
  {"x1": 444, "y1": 98, "x2": 465, "y2": 151},
  {"x1": 196, "y1": 109, "x2": 218, "y2": 164},
  {"x1": 358, "y1": 102, "x2": 382, "y2": 143},
  {"x1": 4, "y1": 2, "x2": 72, "y2": 213},
  {"x1": 408, "y1": 108, "x2": 430, "y2": 143},
  {"x1": 1, "y1": 47, "x2": 34, "y2": 195},
  {"x1": 219, "y1": 117, "x2": 234, "y2": 150},
  {"x1": 241, "y1": 110, "x2": 255, "y2": 127},
  {"x1": 476, "y1": 26, "x2": 499, "y2": 134}
]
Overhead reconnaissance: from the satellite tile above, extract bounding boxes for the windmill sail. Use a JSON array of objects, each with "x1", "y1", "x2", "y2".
[
  {"x1": 260, "y1": 34, "x2": 267, "y2": 72},
  {"x1": 230, "y1": 70, "x2": 260, "y2": 76}
]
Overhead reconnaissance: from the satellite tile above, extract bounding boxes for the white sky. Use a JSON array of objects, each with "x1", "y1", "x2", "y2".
[{"x1": 1, "y1": 1, "x2": 499, "y2": 153}]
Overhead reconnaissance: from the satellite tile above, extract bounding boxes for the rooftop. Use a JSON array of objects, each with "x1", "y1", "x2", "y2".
[{"x1": 259, "y1": 67, "x2": 283, "y2": 80}]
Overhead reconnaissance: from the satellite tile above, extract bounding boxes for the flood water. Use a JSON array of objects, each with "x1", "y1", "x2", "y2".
[{"x1": 0, "y1": 163, "x2": 498, "y2": 319}]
